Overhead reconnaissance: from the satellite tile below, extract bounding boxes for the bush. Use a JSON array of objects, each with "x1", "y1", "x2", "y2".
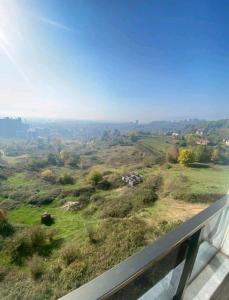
[
  {"x1": 0, "y1": 219, "x2": 14, "y2": 237},
  {"x1": 86, "y1": 225, "x2": 100, "y2": 244},
  {"x1": 142, "y1": 189, "x2": 158, "y2": 204},
  {"x1": 166, "y1": 146, "x2": 179, "y2": 163},
  {"x1": 60, "y1": 243, "x2": 80, "y2": 266},
  {"x1": 8, "y1": 231, "x2": 32, "y2": 263},
  {"x1": 89, "y1": 170, "x2": 103, "y2": 185},
  {"x1": 8, "y1": 226, "x2": 55, "y2": 263},
  {"x1": 59, "y1": 173, "x2": 74, "y2": 185},
  {"x1": 178, "y1": 149, "x2": 195, "y2": 166},
  {"x1": 96, "y1": 180, "x2": 111, "y2": 190},
  {"x1": 0, "y1": 209, "x2": 14, "y2": 237},
  {"x1": 101, "y1": 199, "x2": 133, "y2": 218},
  {"x1": 28, "y1": 255, "x2": 45, "y2": 280},
  {"x1": 40, "y1": 169, "x2": 56, "y2": 183},
  {"x1": 145, "y1": 174, "x2": 163, "y2": 191},
  {"x1": 29, "y1": 158, "x2": 48, "y2": 171}
]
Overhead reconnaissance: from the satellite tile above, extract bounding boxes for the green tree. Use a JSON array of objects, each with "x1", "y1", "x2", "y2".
[
  {"x1": 185, "y1": 134, "x2": 197, "y2": 146},
  {"x1": 178, "y1": 149, "x2": 195, "y2": 166},
  {"x1": 194, "y1": 146, "x2": 210, "y2": 163},
  {"x1": 211, "y1": 148, "x2": 221, "y2": 163}
]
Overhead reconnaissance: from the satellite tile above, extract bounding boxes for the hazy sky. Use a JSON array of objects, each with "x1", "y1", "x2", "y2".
[{"x1": 0, "y1": 0, "x2": 229, "y2": 122}]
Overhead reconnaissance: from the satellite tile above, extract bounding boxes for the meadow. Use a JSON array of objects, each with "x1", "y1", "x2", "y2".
[{"x1": 0, "y1": 135, "x2": 228, "y2": 299}]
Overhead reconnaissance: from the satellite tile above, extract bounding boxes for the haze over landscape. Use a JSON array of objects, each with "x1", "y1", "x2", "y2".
[{"x1": 0, "y1": 0, "x2": 229, "y2": 122}]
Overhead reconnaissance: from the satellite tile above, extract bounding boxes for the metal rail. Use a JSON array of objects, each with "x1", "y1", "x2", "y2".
[{"x1": 60, "y1": 195, "x2": 229, "y2": 300}]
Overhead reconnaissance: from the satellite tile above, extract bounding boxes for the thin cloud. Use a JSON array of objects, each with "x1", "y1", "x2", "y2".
[{"x1": 39, "y1": 17, "x2": 74, "y2": 32}]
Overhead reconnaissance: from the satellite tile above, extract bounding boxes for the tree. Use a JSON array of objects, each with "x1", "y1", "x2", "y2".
[
  {"x1": 166, "y1": 146, "x2": 179, "y2": 163},
  {"x1": 211, "y1": 148, "x2": 221, "y2": 163},
  {"x1": 185, "y1": 134, "x2": 197, "y2": 146},
  {"x1": 89, "y1": 170, "x2": 103, "y2": 185},
  {"x1": 178, "y1": 149, "x2": 195, "y2": 166},
  {"x1": 194, "y1": 146, "x2": 210, "y2": 163}
]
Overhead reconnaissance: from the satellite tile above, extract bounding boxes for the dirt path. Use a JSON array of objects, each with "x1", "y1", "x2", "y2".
[{"x1": 160, "y1": 197, "x2": 208, "y2": 221}]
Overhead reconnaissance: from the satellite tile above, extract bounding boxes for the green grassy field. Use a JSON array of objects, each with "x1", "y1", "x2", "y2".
[{"x1": 1, "y1": 136, "x2": 229, "y2": 300}]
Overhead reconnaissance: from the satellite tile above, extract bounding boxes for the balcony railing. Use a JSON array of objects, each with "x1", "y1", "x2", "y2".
[{"x1": 60, "y1": 195, "x2": 229, "y2": 300}]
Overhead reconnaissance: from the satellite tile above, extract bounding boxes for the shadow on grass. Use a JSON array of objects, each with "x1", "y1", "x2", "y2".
[{"x1": 189, "y1": 163, "x2": 210, "y2": 169}]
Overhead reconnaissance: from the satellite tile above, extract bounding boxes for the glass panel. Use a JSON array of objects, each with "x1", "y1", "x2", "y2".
[
  {"x1": 190, "y1": 207, "x2": 229, "y2": 282},
  {"x1": 109, "y1": 240, "x2": 189, "y2": 300}
]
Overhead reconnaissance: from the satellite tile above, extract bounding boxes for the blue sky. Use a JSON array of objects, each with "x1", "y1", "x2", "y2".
[{"x1": 0, "y1": 0, "x2": 228, "y2": 122}]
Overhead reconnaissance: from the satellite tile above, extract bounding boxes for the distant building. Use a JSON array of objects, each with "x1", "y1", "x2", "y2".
[
  {"x1": 196, "y1": 139, "x2": 210, "y2": 146},
  {"x1": 122, "y1": 172, "x2": 143, "y2": 187},
  {"x1": 223, "y1": 139, "x2": 229, "y2": 146},
  {"x1": 172, "y1": 132, "x2": 180, "y2": 138}
]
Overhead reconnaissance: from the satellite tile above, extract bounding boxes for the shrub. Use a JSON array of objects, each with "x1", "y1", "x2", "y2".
[
  {"x1": 101, "y1": 199, "x2": 133, "y2": 218},
  {"x1": 59, "y1": 173, "x2": 74, "y2": 185},
  {"x1": 96, "y1": 180, "x2": 111, "y2": 190},
  {"x1": 166, "y1": 146, "x2": 179, "y2": 163},
  {"x1": 60, "y1": 260, "x2": 87, "y2": 288},
  {"x1": 28, "y1": 255, "x2": 45, "y2": 280},
  {"x1": 86, "y1": 225, "x2": 99, "y2": 244},
  {"x1": 40, "y1": 169, "x2": 56, "y2": 183},
  {"x1": 145, "y1": 174, "x2": 163, "y2": 191},
  {"x1": 8, "y1": 226, "x2": 54, "y2": 263},
  {"x1": 60, "y1": 243, "x2": 80, "y2": 266},
  {"x1": 142, "y1": 189, "x2": 158, "y2": 204},
  {"x1": 8, "y1": 231, "x2": 32, "y2": 263},
  {"x1": 0, "y1": 219, "x2": 14, "y2": 237},
  {"x1": 89, "y1": 170, "x2": 103, "y2": 185},
  {"x1": 30, "y1": 226, "x2": 47, "y2": 249},
  {"x1": 0, "y1": 209, "x2": 14, "y2": 237},
  {"x1": 178, "y1": 149, "x2": 195, "y2": 166},
  {"x1": 29, "y1": 158, "x2": 48, "y2": 171}
]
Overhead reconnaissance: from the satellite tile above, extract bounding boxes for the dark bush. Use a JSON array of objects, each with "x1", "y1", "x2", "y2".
[
  {"x1": 0, "y1": 220, "x2": 14, "y2": 237},
  {"x1": 59, "y1": 173, "x2": 74, "y2": 185},
  {"x1": 0, "y1": 209, "x2": 14, "y2": 237},
  {"x1": 142, "y1": 189, "x2": 158, "y2": 204},
  {"x1": 96, "y1": 180, "x2": 111, "y2": 190},
  {"x1": 28, "y1": 195, "x2": 55, "y2": 206}
]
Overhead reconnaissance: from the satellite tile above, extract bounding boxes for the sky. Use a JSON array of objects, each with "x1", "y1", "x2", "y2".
[{"x1": 0, "y1": 0, "x2": 229, "y2": 122}]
